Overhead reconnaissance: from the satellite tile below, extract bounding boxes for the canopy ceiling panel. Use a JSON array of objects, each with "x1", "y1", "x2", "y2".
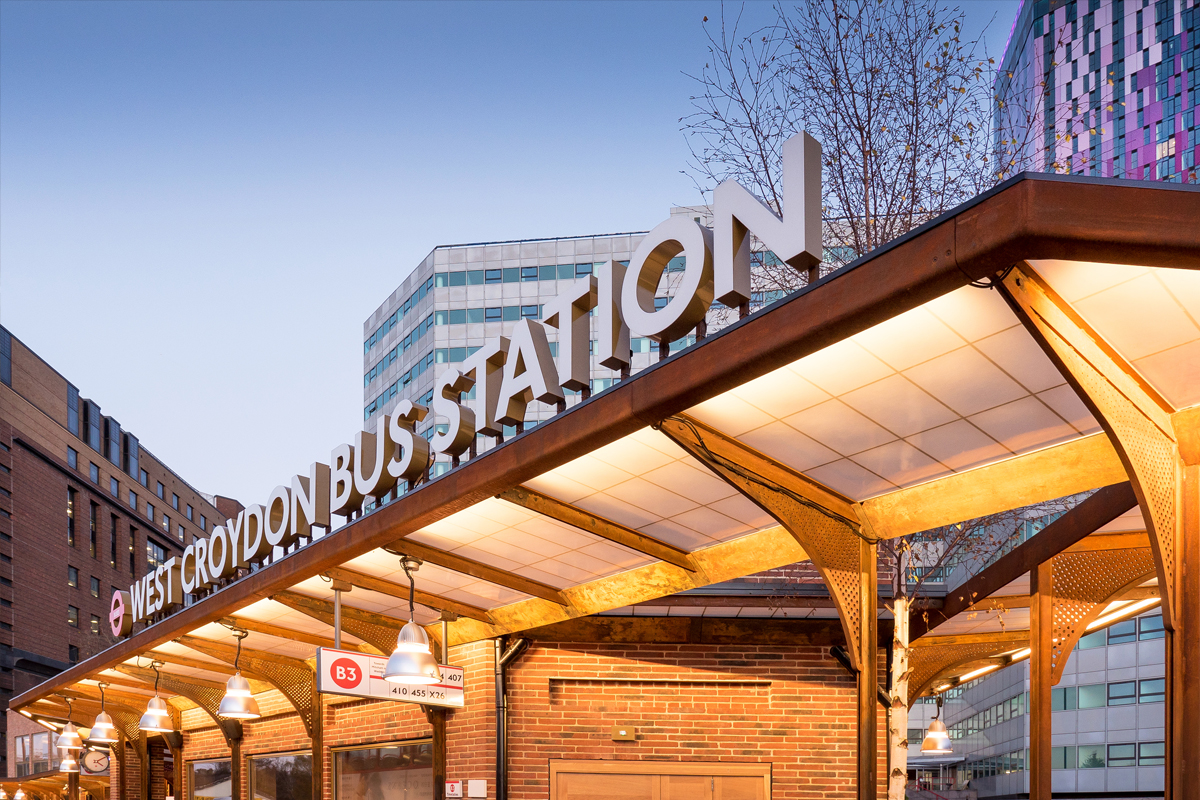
[
  {"x1": 934, "y1": 608, "x2": 1031, "y2": 636},
  {"x1": 1030, "y1": 259, "x2": 1200, "y2": 409},
  {"x1": 186, "y1": 621, "x2": 321, "y2": 661},
  {"x1": 684, "y1": 286, "x2": 1100, "y2": 502},
  {"x1": 343, "y1": 548, "x2": 534, "y2": 609},
  {"x1": 285, "y1": 575, "x2": 442, "y2": 625},
  {"x1": 522, "y1": 427, "x2": 776, "y2": 551}
]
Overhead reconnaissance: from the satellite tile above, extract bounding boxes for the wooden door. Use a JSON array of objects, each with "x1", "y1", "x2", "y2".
[
  {"x1": 551, "y1": 761, "x2": 769, "y2": 800},
  {"x1": 557, "y1": 771, "x2": 657, "y2": 800}
]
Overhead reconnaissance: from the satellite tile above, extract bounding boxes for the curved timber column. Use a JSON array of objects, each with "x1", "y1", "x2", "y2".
[
  {"x1": 658, "y1": 414, "x2": 879, "y2": 800},
  {"x1": 1002, "y1": 265, "x2": 1199, "y2": 800}
]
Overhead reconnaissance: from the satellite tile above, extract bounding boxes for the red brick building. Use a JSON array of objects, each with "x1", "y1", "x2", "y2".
[{"x1": 0, "y1": 326, "x2": 236, "y2": 777}]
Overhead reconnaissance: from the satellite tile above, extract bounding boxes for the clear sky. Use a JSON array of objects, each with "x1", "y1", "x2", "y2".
[{"x1": 0, "y1": 0, "x2": 1019, "y2": 508}]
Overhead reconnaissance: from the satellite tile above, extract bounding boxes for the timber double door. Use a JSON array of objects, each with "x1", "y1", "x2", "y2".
[{"x1": 550, "y1": 760, "x2": 769, "y2": 800}]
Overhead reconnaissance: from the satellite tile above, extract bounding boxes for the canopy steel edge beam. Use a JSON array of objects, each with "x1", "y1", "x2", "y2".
[{"x1": 14, "y1": 175, "x2": 1196, "y2": 711}]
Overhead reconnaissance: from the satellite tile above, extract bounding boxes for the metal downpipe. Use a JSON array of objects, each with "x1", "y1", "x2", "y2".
[{"x1": 494, "y1": 637, "x2": 528, "y2": 800}]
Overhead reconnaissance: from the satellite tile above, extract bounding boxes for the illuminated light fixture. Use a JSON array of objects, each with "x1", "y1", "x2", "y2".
[
  {"x1": 19, "y1": 709, "x2": 33, "y2": 719},
  {"x1": 37, "y1": 719, "x2": 59, "y2": 732},
  {"x1": 218, "y1": 628, "x2": 261, "y2": 720},
  {"x1": 14, "y1": 787, "x2": 25, "y2": 800},
  {"x1": 1007, "y1": 648, "x2": 1032, "y2": 662},
  {"x1": 921, "y1": 695, "x2": 953, "y2": 755},
  {"x1": 1085, "y1": 597, "x2": 1160, "y2": 631},
  {"x1": 88, "y1": 683, "x2": 118, "y2": 744},
  {"x1": 384, "y1": 557, "x2": 442, "y2": 685},
  {"x1": 1, "y1": 786, "x2": 9, "y2": 800},
  {"x1": 958, "y1": 664, "x2": 1000, "y2": 682},
  {"x1": 59, "y1": 751, "x2": 80, "y2": 774},
  {"x1": 138, "y1": 662, "x2": 175, "y2": 733}
]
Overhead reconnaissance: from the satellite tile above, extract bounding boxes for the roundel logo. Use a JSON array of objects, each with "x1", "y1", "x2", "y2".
[
  {"x1": 109, "y1": 590, "x2": 133, "y2": 638},
  {"x1": 330, "y1": 658, "x2": 363, "y2": 690}
]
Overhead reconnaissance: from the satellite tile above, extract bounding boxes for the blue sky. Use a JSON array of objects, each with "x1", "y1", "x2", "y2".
[{"x1": 0, "y1": 0, "x2": 1018, "y2": 506}]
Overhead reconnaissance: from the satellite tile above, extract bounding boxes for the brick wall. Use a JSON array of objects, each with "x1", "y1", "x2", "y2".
[{"x1": 137, "y1": 637, "x2": 882, "y2": 800}]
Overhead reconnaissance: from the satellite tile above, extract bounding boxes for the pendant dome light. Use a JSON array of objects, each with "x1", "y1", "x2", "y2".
[
  {"x1": 383, "y1": 557, "x2": 442, "y2": 685},
  {"x1": 138, "y1": 662, "x2": 175, "y2": 734},
  {"x1": 921, "y1": 695, "x2": 953, "y2": 755},
  {"x1": 55, "y1": 697, "x2": 84, "y2": 752},
  {"x1": 88, "y1": 683, "x2": 118, "y2": 744},
  {"x1": 59, "y1": 751, "x2": 80, "y2": 775},
  {"x1": 0, "y1": 786, "x2": 9, "y2": 800},
  {"x1": 13, "y1": 787, "x2": 24, "y2": 800},
  {"x1": 218, "y1": 628, "x2": 261, "y2": 720}
]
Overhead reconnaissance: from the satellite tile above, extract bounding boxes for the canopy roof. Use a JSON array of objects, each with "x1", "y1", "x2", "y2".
[{"x1": 12, "y1": 173, "x2": 1199, "y2": 727}]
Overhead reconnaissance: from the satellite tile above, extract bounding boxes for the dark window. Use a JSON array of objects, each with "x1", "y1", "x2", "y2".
[
  {"x1": 67, "y1": 384, "x2": 80, "y2": 436},
  {"x1": 89, "y1": 462, "x2": 99, "y2": 483},
  {"x1": 68, "y1": 566, "x2": 78, "y2": 588},
  {"x1": 0, "y1": 327, "x2": 10, "y2": 387},
  {"x1": 104, "y1": 417, "x2": 121, "y2": 465},
  {"x1": 186, "y1": 504, "x2": 194, "y2": 521},
  {"x1": 90, "y1": 576, "x2": 100, "y2": 597},
  {"x1": 148, "y1": 503, "x2": 155, "y2": 522},
  {"x1": 67, "y1": 487, "x2": 76, "y2": 546},
  {"x1": 172, "y1": 493, "x2": 179, "y2": 510},
  {"x1": 139, "y1": 468, "x2": 148, "y2": 487},
  {"x1": 250, "y1": 752, "x2": 313, "y2": 800},
  {"x1": 156, "y1": 481, "x2": 164, "y2": 499},
  {"x1": 1139, "y1": 614, "x2": 1164, "y2": 639},
  {"x1": 1139, "y1": 741, "x2": 1165, "y2": 766},
  {"x1": 68, "y1": 447, "x2": 78, "y2": 469},
  {"x1": 83, "y1": 400, "x2": 102, "y2": 451},
  {"x1": 1139, "y1": 678, "x2": 1165, "y2": 703},
  {"x1": 129, "y1": 527, "x2": 138, "y2": 575},
  {"x1": 200, "y1": 514, "x2": 207, "y2": 531},
  {"x1": 1108, "y1": 681, "x2": 1137, "y2": 706},
  {"x1": 68, "y1": 605, "x2": 79, "y2": 627},
  {"x1": 1107, "y1": 743, "x2": 1136, "y2": 768},
  {"x1": 110, "y1": 514, "x2": 118, "y2": 567},
  {"x1": 190, "y1": 760, "x2": 232, "y2": 800},
  {"x1": 123, "y1": 432, "x2": 139, "y2": 477},
  {"x1": 129, "y1": 490, "x2": 137, "y2": 509},
  {"x1": 89, "y1": 502, "x2": 98, "y2": 557},
  {"x1": 110, "y1": 477, "x2": 119, "y2": 497},
  {"x1": 334, "y1": 742, "x2": 432, "y2": 800},
  {"x1": 68, "y1": 645, "x2": 78, "y2": 663}
]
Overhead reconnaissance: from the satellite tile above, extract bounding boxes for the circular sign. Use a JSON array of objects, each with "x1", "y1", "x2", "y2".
[
  {"x1": 109, "y1": 590, "x2": 133, "y2": 638},
  {"x1": 82, "y1": 751, "x2": 110, "y2": 774},
  {"x1": 329, "y1": 658, "x2": 363, "y2": 690}
]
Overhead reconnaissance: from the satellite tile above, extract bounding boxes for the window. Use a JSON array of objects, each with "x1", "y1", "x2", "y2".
[
  {"x1": 1052, "y1": 746, "x2": 1077, "y2": 769},
  {"x1": 130, "y1": 490, "x2": 137, "y2": 508},
  {"x1": 520, "y1": 265, "x2": 538, "y2": 281},
  {"x1": 157, "y1": 481, "x2": 164, "y2": 499},
  {"x1": 187, "y1": 504, "x2": 194, "y2": 521},
  {"x1": 484, "y1": 268, "x2": 502, "y2": 283},
  {"x1": 104, "y1": 417, "x2": 121, "y2": 465},
  {"x1": 68, "y1": 566, "x2": 79, "y2": 588},
  {"x1": 1139, "y1": 678, "x2": 1165, "y2": 703},
  {"x1": 1140, "y1": 741, "x2": 1166, "y2": 766},
  {"x1": 1108, "y1": 681, "x2": 1137, "y2": 706},
  {"x1": 148, "y1": 503, "x2": 155, "y2": 522},
  {"x1": 14, "y1": 733, "x2": 30, "y2": 776},
  {"x1": 111, "y1": 514, "x2": 118, "y2": 567},
  {"x1": 67, "y1": 487, "x2": 76, "y2": 546},
  {"x1": 334, "y1": 741, "x2": 433, "y2": 800},
  {"x1": 1078, "y1": 629, "x2": 1107, "y2": 649},
  {"x1": 91, "y1": 576, "x2": 100, "y2": 597},
  {"x1": 68, "y1": 447, "x2": 78, "y2": 469},
  {"x1": 190, "y1": 760, "x2": 232, "y2": 800},
  {"x1": 1079, "y1": 744, "x2": 1106, "y2": 768},
  {"x1": 172, "y1": 492, "x2": 179, "y2": 510},
  {"x1": 200, "y1": 514, "x2": 207, "y2": 531},
  {"x1": 1108, "y1": 743, "x2": 1136, "y2": 768},
  {"x1": 84, "y1": 400, "x2": 102, "y2": 451},
  {"x1": 68, "y1": 605, "x2": 79, "y2": 627},
  {"x1": 123, "y1": 432, "x2": 139, "y2": 478},
  {"x1": 484, "y1": 307, "x2": 502, "y2": 322},
  {"x1": 163, "y1": 513, "x2": 171, "y2": 533},
  {"x1": 1139, "y1": 614, "x2": 1164, "y2": 639},
  {"x1": 1108, "y1": 618, "x2": 1138, "y2": 644},
  {"x1": 1078, "y1": 683, "x2": 1106, "y2": 708},
  {"x1": 1052, "y1": 686, "x2": 1077, "y2": 710},
  {"x1": 32, "y1": 731, "x2": 52, "y2": 773},
  {"x1": 89, "y1": 462, "x2": 100, "y2": 483},
  {"x1": 67, "y1": 383, "x2": 80, "y2": 436},
  {"x1": 90, "y1": 501, "x2": 98, "y2": 557},
  {"x1": 140, "y1": 468, "x2": 148, "y2": 487},
  {"x1": 110, "y1": 476, "x2": 119, "y2": 497},
  {"x1": 129, "y1": 527, "x2": 138, "y2": 575},
  {"x1": 178, "y1": 524, "x2": 185, "y2": 541},
  {"x1": 249, "y1": 752, "x2": 313, "y2": 800},
  {"x1": 520, "y1": 305, "x2": 540, "y2": 319},
  {"x1": 68, "y1": 644, "x2": 79, "y2": 664},
  {"x1": 90, "y1": 614, "x2": 101, "y2": 634},
  {"x1": 148, "y1": 539, "x2": 167, "y2": 570}
]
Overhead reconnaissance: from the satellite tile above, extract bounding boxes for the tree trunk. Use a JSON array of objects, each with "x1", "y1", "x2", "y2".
[{"x1": 888, "y1": 593, "x2": 910, "y2": 800}]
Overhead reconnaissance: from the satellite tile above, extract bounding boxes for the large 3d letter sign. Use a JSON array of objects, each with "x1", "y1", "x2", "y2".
[{"x1": 113, "y1": 133, "x2": 823, "y2": 634}]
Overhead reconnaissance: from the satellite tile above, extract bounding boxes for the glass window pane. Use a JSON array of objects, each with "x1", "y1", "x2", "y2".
[
  {"x1": 466, "y1": 270, "x2": 484, "y2": 285},
  {"x1": 1108, "y1": 743, "x2": 1136, "y2": 767},
  {"x1": 1139, "y1": 614, "x2": 1165, "y2": 639},
  {"x1": 447, "y1": 271, "x2": 466, "y2": 287},
  {"x1": 484, "y1": 269, "x2": 502, "y2": 283},
  {"x1": 558, "y1": 264, "x2": 574, "y2": 279},
  {"x1": 1078, "y1": 630, "x2": 1107, "y2": 649},
  {"x1": 1108, "y1": 681, "x2": 1137, "y2": 706},
  {"x1": 466, "y1": 308, "x2": 485, "y2": 324},
  {"x1": 539, "y1": 265, "x2": 557, "y2": 281},
  {"x1": 1078, "y1": 683, "x2": 1107, "y2": 708},
  {"x1": 1108, "y1": 619, "x2": 1137, "y2": 644},
  {"x1": 1139, "y1": 742, "x2": 1165, "y2": 766},
  {"x1": 251, "y1": 753, "x2": 313, "y2": 800},
  {"x1": 1139, "y1": 678, "x2": 1165, "y2": 703},
  {"x1": 502, "y1": 306, "x2": 519, "y2": 321},
  {"x1": 1079, "y1": 744, "x2": 1106, "y2": 768},
  {"x1": 334, "y1": 741, "x2": 434, "y2": 800},
  {"x1": 191, "y1": 760, "x2": 232, "y2": 800}
]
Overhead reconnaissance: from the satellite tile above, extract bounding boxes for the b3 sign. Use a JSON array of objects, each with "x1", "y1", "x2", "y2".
[{"x1": 315, "y1": 647, "x2": 464, "y2": 709}]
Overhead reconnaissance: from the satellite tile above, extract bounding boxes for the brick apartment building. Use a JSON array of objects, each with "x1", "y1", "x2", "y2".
[{"x1": 0, "y1": 326, "x2": 238, "y2": 777}]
